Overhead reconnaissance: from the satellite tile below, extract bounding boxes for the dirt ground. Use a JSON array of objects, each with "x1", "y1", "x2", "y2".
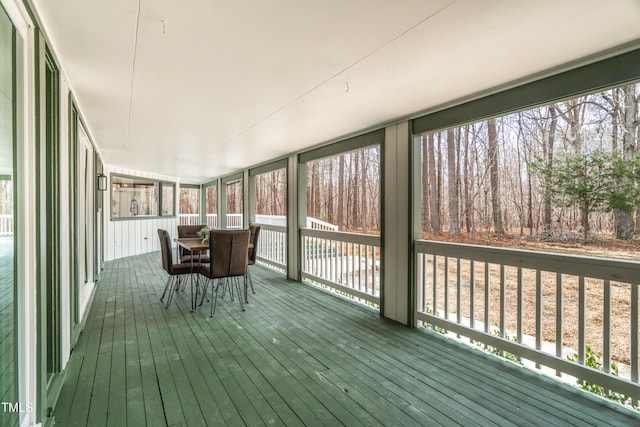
[{"x1": 421, "y1": 231, "x2": 640, "y2": 369}]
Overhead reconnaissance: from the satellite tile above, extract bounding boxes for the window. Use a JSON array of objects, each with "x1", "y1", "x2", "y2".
[
  {"x1": 179, "y1": 185, "x2": 200, "y2": 225},
  {"x1": 110, "y1": 174, "x2": 175, "y2": 219},
  {"x1": 305, "y1": 146, "x2": 380, "y2": 234},
  {"x1": 418, "y1": 81, "x2": 640, "y2": 254},
  {"x1": 255, "y1": 168, "x2": 286, "y2": 220},
  {"x1": 226, "y1": 180, "x2": 243, "y2": 229},
  {"x1": 162, "y1": 182, "x2": 175, "y2": 216},
  {"x1": 205, "y1": 183, "x2": 218, "y2": 228}
]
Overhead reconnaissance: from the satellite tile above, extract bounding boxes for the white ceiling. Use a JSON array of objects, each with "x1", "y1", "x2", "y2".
[{"x1": 31, "y1": 0, "x2": 640, "y2": 182}]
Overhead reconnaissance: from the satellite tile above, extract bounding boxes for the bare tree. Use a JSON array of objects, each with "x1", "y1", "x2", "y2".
[
  {"x1": 488, "y1": 119, "x2": 505, "y2": 235},
  {"x1": 447, "y1": 129, "x2": 460, "y2": 235}
]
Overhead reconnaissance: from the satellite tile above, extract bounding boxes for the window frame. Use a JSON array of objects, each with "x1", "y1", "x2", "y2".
[{"x1": 109, "y1": 172, "x2": 176, "y2": 220}]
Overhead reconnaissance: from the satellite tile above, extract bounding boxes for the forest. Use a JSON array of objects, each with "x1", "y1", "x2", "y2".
[
  {"x1": 421, "y1": 82, "x2": 640, "y2": 246},
  {"x1": 180, "y1": 82, "x2": 640, "y2": 255}
]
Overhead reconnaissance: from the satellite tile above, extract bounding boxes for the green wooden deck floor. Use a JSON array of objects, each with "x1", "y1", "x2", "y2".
[{"x1": 53, "y1": 251, "x2": 640, "y2": 426}]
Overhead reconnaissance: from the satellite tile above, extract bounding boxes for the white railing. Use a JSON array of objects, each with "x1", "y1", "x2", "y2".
[
  {"x1": 301, "y1": 228, "x2": 380, "y2": 306},
  {"x1": 206, "y1": 214, "x2": 218, "y2": 229},
  {"x1": 307, "y1": 217, "x2": 338, "y2": 231},
  {"x1": 255, "y1": 224, "x2": 287, "y2": 271},
  {"x1": 178, "y1": 213, "x2": 200, "y2": 225},
  {"x1": 415, "y1": 240, "x2": 640, "y2": 402},
  {"x1": 0, "y1": 215, "x2": 13, "y2": 237},
  {"x1": 179, "y1": 213, "x2": 243, "y2": 229},
  {"x1": 227, "y1": 213, "x2": 243, "y2": 229},
  {"x1": 255, "y1": 214, "x2": 286, "y2": 226}
]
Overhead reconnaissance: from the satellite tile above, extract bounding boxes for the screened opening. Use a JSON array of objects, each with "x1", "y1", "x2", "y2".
[
  {"x1": 226, "y1": 180, "x2": 243, "y2": 229},
  {"x1": 255, "y1": 168, "x2": 286, "y2": 222},
  {"x1": 205, "y1": 183, "x2": 218, "y2": 229},
  {"x1": 301, "y1": 140, "x2": 382, "y2": 308},
  {"x1": 179, "y1": 185, "x2": 200, "y2": 225},
  {"x1": 418, "y1": 81, "x2": 640, "y2": 253},
  {"x1": 305, "y1": 146, "x2": 380, "y2": 234},
  {"x1": 253, "y1": 167, "x2": 287, "y2": 271}
]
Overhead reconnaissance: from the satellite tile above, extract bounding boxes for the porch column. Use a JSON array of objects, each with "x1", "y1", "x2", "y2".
[
  {"x1": 382, "y1": 121, "x2": 420, "y2": 326},
  {"x1": 244, "y1": 169, "x2": 253, "y2": 226},
  {"x1": 287, "y1": 154, "x2": 301, "y2": 281}
]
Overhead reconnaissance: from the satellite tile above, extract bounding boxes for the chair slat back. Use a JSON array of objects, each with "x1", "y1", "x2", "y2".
[
  {"x1": 209, "y1": 229, "x2": 250, "y2": 278},
  {"x1": 157, "y1": 229, "x2": 174, "y2": 274}
]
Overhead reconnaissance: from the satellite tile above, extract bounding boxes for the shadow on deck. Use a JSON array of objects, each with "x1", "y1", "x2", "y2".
[{"x1": 53, "y1": 251, "x2": 640, "y2": 426}]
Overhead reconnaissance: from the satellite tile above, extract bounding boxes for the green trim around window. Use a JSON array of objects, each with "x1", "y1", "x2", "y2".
[
  {"x1": 249, "y1": 158, "x2": 288, "y2": 176},
  {"x1": 221, "y1": 172, "x2": 243, "y2": 185},
  {"x1": 298, "y1": 129, "x2": 385, "y2": 164},
  {"x1": 179, "y1": 183, "x2": 200, "y2": 189},
  {"x1": 412, "y1": 48, "x2": 640, "y2": 135},
  {"x1": 161, "y1": 181, "x2": 176, "y2": 216}
]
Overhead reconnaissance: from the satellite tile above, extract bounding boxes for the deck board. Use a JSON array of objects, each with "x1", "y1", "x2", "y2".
[{"x1": 53, "y1": 251, "x2": 640, "y2": 426}]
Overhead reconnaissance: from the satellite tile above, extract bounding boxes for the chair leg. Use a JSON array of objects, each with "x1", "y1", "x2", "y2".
[
  {"x1": 244, "y1": 275, "x2": 249, "y2": 304},
  {"x1": 247, "y1": 267, "x2": 255, "y2": 294},
  {"x1": 199, "y1": 278, "x2": 209, "y2": 307},
  {"x1": 160, "y1": 275, "x2": 172, "y2": 301},
  {"x1": 233, "y1": 277, "x2": 245, "y2": 311},
  {"x1": 165, "y1": 276, "x2": 179, "y2": 309},
  {"x1": 211, "y1": 279, "x2": 221, "y2": 317}
]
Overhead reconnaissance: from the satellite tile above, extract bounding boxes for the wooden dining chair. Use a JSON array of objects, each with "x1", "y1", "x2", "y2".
[
  {"x1": 177, "y1": 224, "x2": 211, "y2": 263},
  {"x1": 247, "y1": 224, "x2": 261, "y2": 294},
  {"x1": 158, "y1": 229, "x2": 201, "y2": 309},
  {"x1": 198, "y1": 229, "x2": 250, "y2": 316}
]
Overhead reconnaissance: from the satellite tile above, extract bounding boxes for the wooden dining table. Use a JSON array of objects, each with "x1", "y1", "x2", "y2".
[{"x1": 175, "y1": 237, "x2": 254, "y2": 311}]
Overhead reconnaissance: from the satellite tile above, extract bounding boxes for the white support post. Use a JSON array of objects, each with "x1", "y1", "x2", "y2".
[
  {"x1": 287, "y1": 155, "x2": 300, "y2": 281},
  {"x1": 382, "y1": 121, "x2": 417, "y2": 325}
]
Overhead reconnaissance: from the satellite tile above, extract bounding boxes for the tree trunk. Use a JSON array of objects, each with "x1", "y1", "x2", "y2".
[
  {"x1": 337, "y1": 154, "x2": 345, "y2": 229},
  {"x1": 487, "y1": 119, "x2": 505, "y2": 236},
  {"x1": 447, "y1": 129, "x2": 460, "y2": 235},
  {"x1": 327, "y1": 160, "x2": 334, "y2": 224},
  {"x1": 616, "y1": 85, "x2": 637, "y2": 239},
  {"x1": 352, "y1": 153, "x2": 360, "y2": 231},
  {"x1": 360, "y1": 150, "x2": 368, "y2": 232},
  {"x1": 428, "y1": 134, "x2": 441, "y2": 235},
  {"x1": 463, "y1": 126, "x2": 472, "y2": 233},
  {"x1": 421, "y1": 135, "x2": 430, "y2": 232},
  {"x1": 543, "y1": 105, "x2": 557, "y2": 233},
  {"x1": 581, "y1": 209, "x2": 590, "y2": 242}
]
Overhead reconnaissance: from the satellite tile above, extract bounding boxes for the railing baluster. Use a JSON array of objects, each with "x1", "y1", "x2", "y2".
[
  {"x1": 364, "y1": 244, "x2": 369, "y2": 294},
  {"x1": 536, "y1": 269, "x2": 542, "y2": 369},
  {"x1": 517, "y1": 267, "x2": 523, "y2": 346},
  {"x1": 632, "y1": 283, "x2": 638, "y2": 383},
  {"x1": 457, "y1": 258, "x2": 462, "y2": 334},
  {"x1": 603, "y1": 280, "x2": 611, "y2": 374},
  {"x1": 556, "y1": 273, "x2": 563, "y2": 377},
  {"x1": 358, "y1": 244, "x2": 362, "y2": 292},
  {"x1": 470, "y1": 260, "x2": 475, "y2": 330},
  {"x1": 484, "y1": 262, "x2": 490, "y2": 335},
  {"x1": 578, "y1": 276, "x2": 585, "y2": 366},
  {"x1": 420, "y1": 253, "x2": 426, "y2": 313},
  {"x1": 500, "y1": 265, "x2": 506, "y2": 339},
  {"x1": 444, "y1": 257, "x2": 449, "y2": 320},
  {"x1": 432, "y1": 254, "x2": 438, "y2": 318}
]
